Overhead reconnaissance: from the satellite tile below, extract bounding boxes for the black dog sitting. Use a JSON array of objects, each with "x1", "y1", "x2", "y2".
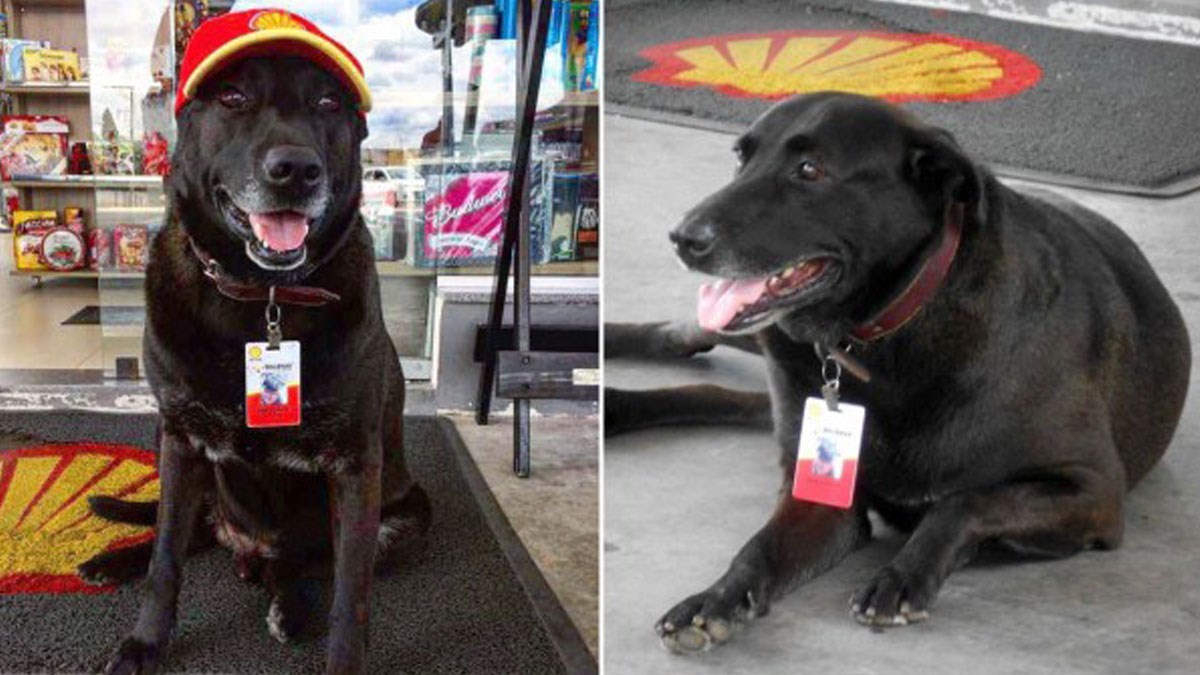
[
  {"x1": 606, "y1": 92, "x2": 1190, "y2": 653},
  {"x1": 77, "y1": 53, "x2": 430, "y2": 675}
]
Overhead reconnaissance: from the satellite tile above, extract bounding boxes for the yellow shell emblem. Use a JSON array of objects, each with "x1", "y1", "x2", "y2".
[
  {"x1": 250, "y1": 11, "x2": 306, "y2": 32},
  {"x1": 634, "y1": 31, "x2": 1041, "y2": 103},
  {"x1": 0, "y1": 444, "x2": 158, "y2": 594}
]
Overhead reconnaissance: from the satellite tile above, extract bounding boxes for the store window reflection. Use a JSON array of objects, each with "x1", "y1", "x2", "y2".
[{"x1": 0, "y1": 0, "x2": 596, "y2": 379}]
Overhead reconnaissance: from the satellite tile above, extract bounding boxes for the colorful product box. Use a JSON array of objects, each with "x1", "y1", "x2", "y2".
[
  {"x1": 22, "y1": 48, "x2": 82, "y2": 82},
  {"x1": 417, "y1": 161, "x2": 546, "y2": 268},
  {"x1": 113, "y1": 223, "x2": 149, "y2": 272},
  {"x1": 1, "y1": 38, "x2": 48, "y2": 82},
  {"x1": 12, "y1": 210, "x2": 57, "y2": 270},
  {"x1": 0, "y1": 115, "x2": 68, "y2": 179},
  {"x1": 575, "y1": 172, "x2": 598, "y2": 260}
]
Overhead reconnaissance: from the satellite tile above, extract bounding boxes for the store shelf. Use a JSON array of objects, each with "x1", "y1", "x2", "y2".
[
  {"x1": 8, "y1": 175, "x2": 164, "y2": 189},
  {"x1": 0, "y1": 81, "x2": 90, "y2": 95},
  {"x1": 9, "y1": 268, "x2": 144, "y2": 281},
  {"x1": 375, "y1": 259, "x2": 598, "y2": 278}
]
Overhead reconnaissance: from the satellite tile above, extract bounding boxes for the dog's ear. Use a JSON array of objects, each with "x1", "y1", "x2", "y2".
[{"x1": 906, "y1": 127, "x2": 987, "y2": 226}]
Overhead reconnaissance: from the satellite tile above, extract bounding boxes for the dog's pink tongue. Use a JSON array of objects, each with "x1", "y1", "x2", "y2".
[
  {"x1": 248, "y1": 212, "x2": 309, "y2": 252},
  {"x1": 697, "y1": 277, "x2": 769, "y2": 331}
]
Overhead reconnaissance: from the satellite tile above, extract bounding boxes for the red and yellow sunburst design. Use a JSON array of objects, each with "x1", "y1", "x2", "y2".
[
  {"x1": 633, "y1": 31, "x2": 1041, "y2": 103},
  {"x1": 250, "y1": 10, "x2": 307, "y2": 32},
  {"x1": 0, "y1": 444, "x2": 158, "y2": 595}
]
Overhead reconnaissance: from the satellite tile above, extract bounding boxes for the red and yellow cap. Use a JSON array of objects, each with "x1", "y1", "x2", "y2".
[{"x1": 175, "y1": 8, "x2": 372, "y2": 116}]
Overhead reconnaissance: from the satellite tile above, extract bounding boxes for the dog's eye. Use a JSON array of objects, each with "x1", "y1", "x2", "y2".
[
  {"x1": 315, "y1": 95, "x2": 342, "y2": 113},
  {"x1": 217, "y1": 87, "x2": 250, "y2": 110},
  {"x1": 795, "y1": 160, "x2": 824, "y2": 182}
]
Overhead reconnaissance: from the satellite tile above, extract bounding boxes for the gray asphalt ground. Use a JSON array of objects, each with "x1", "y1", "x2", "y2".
[
  {"x1": 606, "y1": 0, "x2": 1200, "y2": 190},
  {"x1": 603, "y1": 114, "x2": 1200, "y2": 675},
  {"x1": 0, "y1": 415, "x2": 568, "y2": 674}
]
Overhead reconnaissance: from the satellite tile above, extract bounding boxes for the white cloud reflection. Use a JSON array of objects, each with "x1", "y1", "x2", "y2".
[{"x1": 82, "y1": 0, "x2": 568, "y2": 150}]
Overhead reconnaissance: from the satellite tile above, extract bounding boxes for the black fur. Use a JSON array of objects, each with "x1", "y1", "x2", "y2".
[
  {"x1": 606, "y1": 93, "x2": 1190, "y2": 652},
  {"x1": 85, "y1": 58, "x2": 430, "y2": 675}
]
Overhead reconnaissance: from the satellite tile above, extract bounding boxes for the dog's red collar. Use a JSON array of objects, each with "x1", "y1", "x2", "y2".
[
  {"x1": 188, "y1": 238, "x2": 341, "y2": 307},
  {"x1": 851, "y1": 201, "x2": 965, "y2": 342}
]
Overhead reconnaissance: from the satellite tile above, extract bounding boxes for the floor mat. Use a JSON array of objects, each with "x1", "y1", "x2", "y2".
[
  {"x1": 606, "y1": 0, "x2": 1200, "y2": 193},
  {"x1": 61, "y1": 305, "x2": 144, "y2": 326},
  {"x1": 0, "y1": 413, "x2": 591, "y2": 674}
]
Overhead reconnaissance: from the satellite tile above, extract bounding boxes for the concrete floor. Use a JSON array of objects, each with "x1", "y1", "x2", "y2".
[
  {"x1": 603, "y1": 115, "x2": 1200, "y2": 675},
  {"x1": 450, "y1": 414, "x2": 600, "y2": 658}
]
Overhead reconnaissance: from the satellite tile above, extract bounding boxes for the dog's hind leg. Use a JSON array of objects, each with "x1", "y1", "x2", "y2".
[
  {"x1": 78, "y1": 498, "x2": 216, "y2": 587},
  {"x1": 605, "y1": 321, "x2": 761, "y2": 359},
  {"x1": 605, "y1": 385, "x2": 772, "y2": 436},
  {"x1": 78, "y1": 539, "x2": 155, "y2": 586},
  {"x1": 852, "y1": 463, "x2": 1125, "y2": 627},
  {"x1": 375, "y1": 483, "x2": 432, "y2": 573}
]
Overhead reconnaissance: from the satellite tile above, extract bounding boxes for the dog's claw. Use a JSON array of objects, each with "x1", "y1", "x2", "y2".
[
  {"x1": 103, "y1": 637, "x2": 160, "y2": 675},
  {"x1": 851, "y1": 566, "x2": 936, "y2": 628}
]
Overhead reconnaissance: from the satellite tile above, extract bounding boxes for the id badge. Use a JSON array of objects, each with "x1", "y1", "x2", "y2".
[
  {"x1": 791, "y1": 397, "x2": 865, "y2": 509},
  {"x1": 245, "y1": 341, "x2": 301, "y2": 428}
]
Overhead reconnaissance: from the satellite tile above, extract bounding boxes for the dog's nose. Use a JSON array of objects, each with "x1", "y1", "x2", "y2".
[
  {"x1": 669, "y1": 222, "x2": 717, "y2": 262},
  {"x1": 262, "y1": 146, "x2": 323, "y2": 189}
]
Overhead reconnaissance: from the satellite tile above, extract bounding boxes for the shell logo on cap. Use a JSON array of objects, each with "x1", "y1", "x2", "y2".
[
  {"x1": 250, "y1": 10, "x2": 306, "y2": 32},
  {"x1": 634, "y1": 31, "x2": 1041, "y2": 103}
]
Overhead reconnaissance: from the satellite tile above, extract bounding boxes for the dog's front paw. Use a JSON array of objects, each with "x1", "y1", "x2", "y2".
[
  {"x1": 103, "y1": 637, "x2": 161, "y2": 675},
  {"x1": 851, "y1": 565, "x2": 937, "y2": 627},
  {"x1": 655, "y1": 577, "x2": 770, "y2": 654}
]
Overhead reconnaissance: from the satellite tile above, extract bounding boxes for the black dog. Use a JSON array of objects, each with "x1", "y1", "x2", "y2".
[
  {"x1": 76, "y1": 57, "x2": 431, "y2": 674},
  {"x1": 606, "y1": 92, "x2": 1190, "y2": 652}
]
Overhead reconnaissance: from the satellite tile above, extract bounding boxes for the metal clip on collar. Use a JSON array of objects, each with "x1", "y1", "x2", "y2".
[
  {"x1": 266, "y1": 286, "x2": 282, "y2": 349},
  {"x1": 814, "y1": 343, "x2": 843, "y2": 412}
]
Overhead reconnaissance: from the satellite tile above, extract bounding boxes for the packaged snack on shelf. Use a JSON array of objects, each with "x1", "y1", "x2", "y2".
[
  {"x1": 548, "y1": 163, "x2": 582, "y2": 262},
  {"x1": 68, "y1": 141, "x2": 92, "y2": 174},
  {"x1": 142, "y1": 132, "x2": 169, "y2": 175},
  {"x1": 0, "y1": 13, "x2": 8, "y2": 39},
  {"x1": 417, "y1": 160, "x2": 546, "y2": 268},
  {"x1": 63, "y1": 207, "x2": 85, "y2": 234},
  {"x1": 90, "y1": 140, "x2": 139, "y2": 175},
  {"x1": 22, "y1": 48, "x2": 83, "y2": 82},
  {"x1": 1, "y1": 38, "x2": 49, "y2": 83},
  {"x1": 87, "y1": 227, "x2": 112, "y2": 270},
  {"x1": 113, "y1": 223, "x2": 149, "y2": 271},
  {"x1": 563, "y1": 1, "x2": 597, "y2": 92},
  {"x1": 0, "y1": 115, "x2": 68, "y2": 179},
  {"x1": 40, "y1": 227, "x2": 85, "y2": 271},
  {"x1": 12, "y1": 210, "x2": 57, "y2": 270},
  {"x1": 575, "y1": 172, "x2": 598, "y2": 260}
]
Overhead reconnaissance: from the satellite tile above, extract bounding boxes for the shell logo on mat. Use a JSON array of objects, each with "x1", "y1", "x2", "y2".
[
  {"x1": 633, "y1": 31, "x2": 1041, "y2": 102},
  {"x1": 0, "y1": 444, "x2": 158, "y2": 595}
]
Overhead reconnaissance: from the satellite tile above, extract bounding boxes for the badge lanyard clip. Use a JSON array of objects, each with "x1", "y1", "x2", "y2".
[
  {"x1": 814, "y1": 343, "x2": 843, "y2": 412},
  {"x1": 266, "y1": 286, "x2": 282, "y2": 350}
]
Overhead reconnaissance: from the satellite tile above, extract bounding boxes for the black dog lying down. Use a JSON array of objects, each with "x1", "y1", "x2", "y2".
[
  {"x1": 606, "y1": 92, "x2": 1190, "y2": 653},
  {"x1": 76, "y1": 56, "x2": 431, "y2": 674}
]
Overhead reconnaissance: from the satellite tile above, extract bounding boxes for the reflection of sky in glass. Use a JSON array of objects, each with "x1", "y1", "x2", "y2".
[
  {"x1": 231, "y1": 0, "x2": 566, "y2": 150},
  {"x1": 84, "y1": 0, "x2": 567, "y2": 150},
  {"x1": 85, "y1": 0, "x2": 173, "y2": 140}
]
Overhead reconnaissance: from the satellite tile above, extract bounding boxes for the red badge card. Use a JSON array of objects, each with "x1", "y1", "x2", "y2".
[
  {"x1": 245, "y1": 341, "x2": 301, "y2": 428},
  {"x1": 792, "y1": 397, "x2": 865, "y2": 509}
]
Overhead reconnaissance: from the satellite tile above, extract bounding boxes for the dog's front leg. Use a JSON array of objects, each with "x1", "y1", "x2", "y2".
[
  {"x1": 325, "y1": 436, "x2": 383, "y2": 675},
  {"x1": 105, "y1": 432, "x2": 209, "y2": 675},
  {"x1": 657, "y1": 496, "x2": 868, "y2": 653}
]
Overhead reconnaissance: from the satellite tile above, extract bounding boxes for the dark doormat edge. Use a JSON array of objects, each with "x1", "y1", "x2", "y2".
[
  {"x1": 607, "y1": 104, "x2": 1200, "y2": 199},
  {"x1": 433, "y1": 416, "x2": 598, "y2": 675}
]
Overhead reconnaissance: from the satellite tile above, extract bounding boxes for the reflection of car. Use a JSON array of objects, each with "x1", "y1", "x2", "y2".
[{"x1": 361, "y1": 165, "x2": 425, "y2": 263}]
